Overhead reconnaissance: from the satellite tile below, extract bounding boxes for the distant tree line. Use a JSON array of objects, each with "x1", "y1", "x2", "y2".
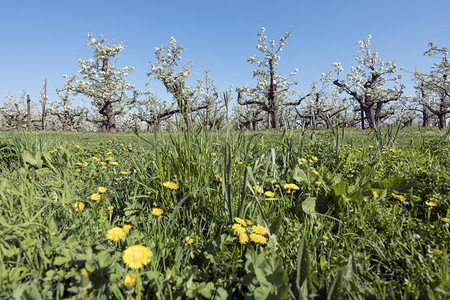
[{"x1": 1, "y1": 30, "x2": 449, "y2": 132}]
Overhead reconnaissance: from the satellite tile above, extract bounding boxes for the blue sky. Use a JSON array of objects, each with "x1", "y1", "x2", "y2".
[{"x1": 1, "y1": 0, "x2": 449, "y2": 108}]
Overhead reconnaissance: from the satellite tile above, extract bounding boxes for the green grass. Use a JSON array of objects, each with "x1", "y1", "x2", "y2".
[{"x1": 0, "y1": 126, "x2": 449, "y2": 299}]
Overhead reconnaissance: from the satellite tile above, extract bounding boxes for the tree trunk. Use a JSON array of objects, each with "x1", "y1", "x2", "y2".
[
  {"x1": 374, "y1": 102, "x2": 383, "y2": 128},
  {"x1": 365, "y1": 106, "x2": 377, "y2": 129},
  {"x1": 27, "y1": 95, "x2": 31, "y2": 130},
  {"x1": 438, "y1": 113, "x2": 447, "y2": 129},
  {"x1": 270, "y1": 107, "x2": 280, "y2": 130},
  {"x1": 360, "y1": 104, "x2": 365, "y2": 129},
  {"x1": 268, "y1": 58, "x2": 280, "y2": 129},
  {"x1": 42, "y1": 79, "x2": 47, "y2": 130},
  {"x1": 16, "y1": 115, "x2": 22, "y2": 131},
  {"x1": 422, "y1": 108, "x2": 430, "y2": 127},
  {"x1": 62, "y1": 120, "x2": 68, "y2": 132}
]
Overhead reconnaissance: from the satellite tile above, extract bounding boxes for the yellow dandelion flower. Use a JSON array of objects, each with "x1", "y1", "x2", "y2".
[
  {"x1": 123, "y1": 224, "x2": 132, "y2": 232},
  {"x1": 120, "y1": 171, "x2": 128, "y2": 175},
  {"x1": 440, "y1": 217, "x2": 450, "y2": 224},
  {"x1": 425, "y1": 201, "x2": 437, "y2": 207},
  {"x1": 76, "y1": 162, "x2": 83, "y2": 166},
  {"x1": 312, "y1": 156, "x2": 318, "y2": 161},
  {"x1": 252, "y1": 225, "x2": 268, "y2": 235},
  {"x1": 75, "y1": 145, "x2": 80, "y2": 149},
  {"x1": 321, "y1": 235, "x2": 329, "y2": 241},
  {"x1": 76, "y1": 169, "x2": 81, "y2": 172},
  {"x1": 124, "y1": 274, "x2": 137, "y2": 290},
  {"x1": 300, "y1": 158, "x2": 306, "y2": 163},
  {"x1": 312, "y1": 170, "x2": 319, "y2": 176},
  {"x1": 282, "y1": 164, "x2": 287, "y2": 169},
  {"x1": 253, "y1": 186, "x2": 264, "y2": 193},
  {"x1": 264, "y1": 191, "x2": 275, "y2": 197},
  {"x1": 106, "y1": 157, "x2": 113, "y2": 161},
  {"x1": 110, "y1": 161, "x2": 119, "y2": 166},
  {"x1": 339, "y1": 241, "x2": 346, "y2": 249},
  {"x1": 147, "y1": 191, "x2": 152, "y2": 195},
  {"x1": 275, "y1": 184, "x2": 280, "y2": 188},
  {"x1": 314, "y1": 181, "x2": 321, "y2": 187},
  {"x1": 107, "y1": 205, "x2": 114, "y2": 211},
  {"x1": 392, "y1": 193, "x2": 406, "y2": 201},
  {"x1": 315, "y1": 220, "x2": 322, "y2": 226},
  {"x1": 234, "y1": 217, "x2": 247, "y2": 227},
  {"x1": 250, "y1": 233, "x2": 268, "y2": 244},
  {"x1": 214, "y1": 176, "x2": 223, "y2": 183},
  {"x1": 211, "y1": 152, "x2": 216, "y2": 156},
  {"x1": 369, "y1": 145, "x2": 374, "y2": 149},
  {"x1": 100, "y1": 161, "x2": 107, "y2": 165},
  {"x1": 343, "y1": 164, "x2": 347, "y2": 168},
  {"x1": 102, "y1": 166, "x2": 107, "y2": 170},
  {"x1": 151, "y1": 208, "x2": 163, "y2": 217},
  {"x1": 73, "y1": 202, "x2": 85, "y2": 212},
  {"x1": 185, "y1": 236, "x2": 194, "y2": 244},
  {"x1": 433, "y1": 249, "x2": 443, "y2": 256},
  {"x1": 80, "y1": 268, "x2": 89, "y2": 288},
  {"x1": 82, "y1": 162, "x2": 88, "y2": 166},
  {"x1": 80, "y1": 268, "x2": 88, "y2": 277},
  {"x1": 284, "y1": 183, "x2": 300, "y2": 191},
  {"x1": 232, "y1": 223, "x2": 246, "y2": 235},
  {"x1": 238, "y1": 233, "x2": 249, "y2": 244},
  {"x1": 91, "y1": 156, "x2": 99, "y2": 162},
  {"x1": 107, "y1": 227, "x2": 126, "y2": 242},
  {"x1": 90, "y1": 193, "x2": 101, "y2": 201},
  {"x1": 246, "y1": 219, "x2": 253, "y2": 226},
  {"x1": 372, "y1": 191, "x2": 379, "y2": 198},
  {"x1": 123, "y1": 245, "x2": 153, "y2": 269},
  {"x1": 238, "y1": 161, "x2": 244, "y2": 165},
  {"x1": 162, "y1": 181, "x2": 179, "y2": 190},
  {"x1": 98, "y1": 187, "x2": 107, "y2": 194}
]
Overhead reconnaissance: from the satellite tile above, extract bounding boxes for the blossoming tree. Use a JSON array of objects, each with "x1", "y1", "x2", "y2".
[
  {"x1": 294, "y1": 81, "x2": 349, "y2": 129},
  {"x1": 236, "y1": 27, "x2": 309, "y2": 129},
  {"x1": 65, "y1": 33, "x2": 138, "y2": 132},
  {"x1": 413, "y1": 43, "x2": 449, "y2": 129},
  {"x1": 48, "y1": 75, "x2": 87, "y2": 131},
  {"x1": 0, "y1": 90, "x2": 35, "y2": 131},
  {"x1": 329, "y1": 35, "x2": 404, "y2": 129},
  {"x1": 147, "y1": 36, "x2": 216, "y2": 130}
]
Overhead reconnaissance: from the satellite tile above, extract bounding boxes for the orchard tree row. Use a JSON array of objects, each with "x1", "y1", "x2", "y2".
[{"x1": 1, "y1": 29, "x2": 449, "y2": 132}]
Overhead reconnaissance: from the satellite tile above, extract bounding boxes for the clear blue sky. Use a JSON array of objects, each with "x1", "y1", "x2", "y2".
[{"x1": 1, "y1": 0, "x2": 449, "y2": 107}]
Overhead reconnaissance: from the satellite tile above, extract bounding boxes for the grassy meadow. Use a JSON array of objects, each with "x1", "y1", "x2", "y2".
[{"x1": 0, "y1": 126, "x2": 449, "y2": 299}]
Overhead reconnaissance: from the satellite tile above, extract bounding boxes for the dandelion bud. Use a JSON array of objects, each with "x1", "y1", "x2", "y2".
[{"x1": 124, "y1": 274, "x2": 137, "y2": 290}]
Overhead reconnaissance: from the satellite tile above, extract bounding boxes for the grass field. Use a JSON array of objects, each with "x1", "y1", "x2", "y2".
[{"x1": 0, "y1": 126, "x2": 449, "y2": 299}]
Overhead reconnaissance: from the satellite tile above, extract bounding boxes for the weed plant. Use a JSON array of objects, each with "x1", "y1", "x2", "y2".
[{"x1": 0, "y1": 125, "x2": 449, "y2": 299}]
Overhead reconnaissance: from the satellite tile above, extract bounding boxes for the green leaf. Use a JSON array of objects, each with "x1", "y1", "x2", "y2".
[
  {"x1": 293, "y1": 167, "x2": 308, "y2": 183},
  {"x1": 301, "y1": 197, "x2": 317, "y2": 216},
  {"x1": 296, "y1": 236, "x2": 312, "y2": 295},
  {"x1": 332, "y1": 180, "x2": 348, "y2": 197},
  {"x1": 198, "y1": 282, "x2": 215, "y2": 298},
  {"x1": 215, "y1": 287, "x2": 228, "y2": 300},
  {"x1": 22, "y1": 151, "x2": 42, "y2": 168},
  {"x1": 53, "y1": 256, "x2": 71, "y2": 266},
  {"x1": 319, "y1": 255, "x2": 327, "y2": 271}
]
